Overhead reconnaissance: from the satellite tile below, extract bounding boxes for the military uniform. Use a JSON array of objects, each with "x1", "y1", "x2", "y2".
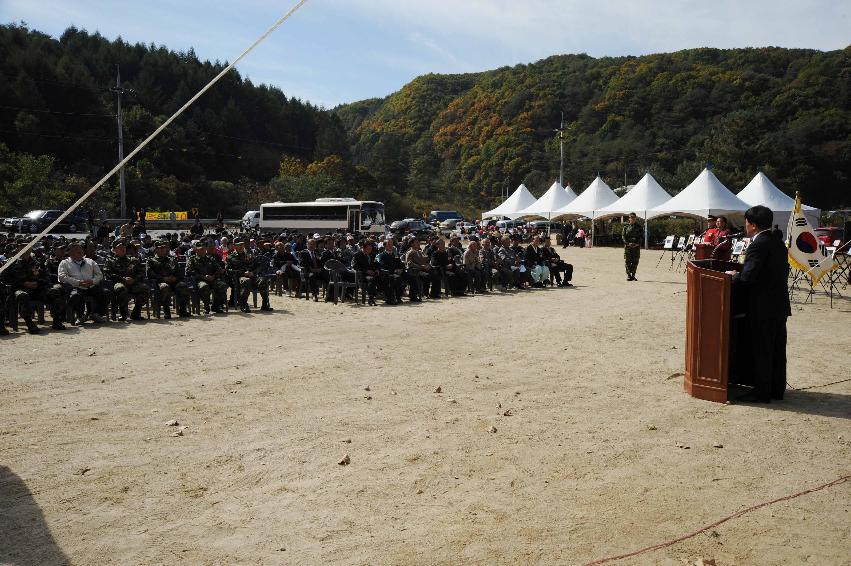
[
  {"x1": 186, "y1": 246, "x2": 228, "y2": 313},
  {"x1": 105, "y1": 245, "x2": 149, "y2": 320},
  {"x1": 147, "y1": 243, "x2": 190, "y2": 317},
  {"x1": 227, "y1": 242, "x2": 271, "y2": 311},
  {"x1": 9, "y1": 253, "x2": 66, "y2": 332},
  {"x1": 622, "y1": 221, "x2": 644, "y2": 280}
]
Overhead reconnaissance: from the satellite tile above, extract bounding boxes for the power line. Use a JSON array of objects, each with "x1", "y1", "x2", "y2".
[
  {"x1": 0, "y1": 104, "x2": 115, "y2": 118},
  {"x1": 0, "y1": 129, "x2": 116, "y2": 143}
]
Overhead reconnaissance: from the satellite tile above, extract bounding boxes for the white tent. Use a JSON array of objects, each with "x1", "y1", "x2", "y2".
[
  {"x1": 552, "y1": 175, "x2": 619, "y2": 219},
  {"x1": 596, "y1": 172, "x2": 672, "y2": 248},
  {"x1": 515, "y1": 181, "x2": 576, "y2": 219},
  {"x1": 737, "y1": 172, "x2": 820, "y2": 239},
  {"x1": 563, "y1": 184, "x2": 578, "y2": 201},
  {"x1": 551, "y1": 176, "x2": 620, "y2": 245},
  {"x1": 648, "y1": 168, "x2": 749, "y2": 223},
  {"x1": 481, "y1": 183, "x2": 537, "y2": 220}
]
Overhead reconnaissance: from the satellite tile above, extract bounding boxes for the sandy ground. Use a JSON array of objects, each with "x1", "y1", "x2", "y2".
[{"x1": 1, "y1": 246, "x2": 849, "y2": 566}]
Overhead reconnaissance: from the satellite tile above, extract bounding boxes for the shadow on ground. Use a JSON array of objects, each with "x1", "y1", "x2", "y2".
[{"x1": 0, "y1": 466, "x2": 69, "y2": 565}]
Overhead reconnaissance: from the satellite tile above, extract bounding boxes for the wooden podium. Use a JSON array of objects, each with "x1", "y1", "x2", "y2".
[{"x1": 684, "y1": 259, "x2": 741, "y2": 403}]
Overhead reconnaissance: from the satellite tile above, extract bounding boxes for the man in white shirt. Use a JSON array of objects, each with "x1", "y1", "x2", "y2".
[{"x1": 58, "y1": 241, "x2": 107, "y2": 324}]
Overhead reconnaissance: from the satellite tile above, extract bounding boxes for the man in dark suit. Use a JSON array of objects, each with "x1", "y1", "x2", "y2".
[
  {"x1": 298, "y1": 238, "x2": 324, "y2": 301},
  {"x1": 726, "y1": 205, "x2": 791, "y2": 403}
]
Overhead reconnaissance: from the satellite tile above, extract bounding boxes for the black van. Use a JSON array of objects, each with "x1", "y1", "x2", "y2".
[{"x1": 427, "y1": 210, "x2": 463, "y2": 224}]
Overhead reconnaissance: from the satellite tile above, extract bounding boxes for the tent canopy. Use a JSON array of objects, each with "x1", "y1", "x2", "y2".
[
  {"x1": 595, "y1": 172, "x2": 671, "y2": 219},
  {"x1": 482, "y1": 183, "x2": 537, "y2": 220},
  {"x1": 515, "y1": 181, "x2": 576, "y2": 219},
  {"x1": 648, "y1": 168, "x2": 749, "y2": 222},
  {"x1": 551, "y1": 175, "x2": 619, "y2": 219},
  {"x1": 737, "y1": 171, "x2": 820, "y2": 237},
  {"x1": 563, "y1": 184, "x2": 578, "y2": 201}
]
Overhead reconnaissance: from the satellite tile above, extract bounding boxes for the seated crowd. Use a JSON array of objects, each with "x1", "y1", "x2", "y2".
[{"x1": 0, "y1": 230, "x2": 573, "y2": 335}]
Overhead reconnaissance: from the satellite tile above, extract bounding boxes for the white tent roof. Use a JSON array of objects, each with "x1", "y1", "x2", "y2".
[
  {"x1": 552, "y1": 176, "x2": 619, "y2": 219},
  {"x1": 515, "y1": 181, "x2": 577, "y2": 219},
  {"x1": 482, "y1": 184, "x2": 537, "y2": 219},
  {"x1": 648, "y1": 168, "x2": 749, "y2": 220},
  {"x1": 738, "y1": 171, "x2": 820, "y2": 214},
  {"x1": 596, "y1": 172, "x2": 671, "y2": 219},
  {"x1": 737, "y1": 171, "x2": 820, "y2": 237},
  {"x1": 563, "y1": 184, "x2": 578, "y2": 200}
]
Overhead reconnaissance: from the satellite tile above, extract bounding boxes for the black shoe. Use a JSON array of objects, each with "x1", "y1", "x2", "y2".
[
  {"x1": 51, "y1": 322, "x2": 66, "y2": 331},
  {"x1": 213, "y1": 306, "x2": 225, "y2": 314},
  {"x1": 240, "y1": 304, "x2": 251, "y2": 313},
  {"x1": 260, "y1": 304, "x2": 273, "y2": 312},
  {"x1": 179, "y1": 310, "x2": 191, "y2": 318},
  {"x1": 26, "y1": 323, "x2": 40, "y2": 335},
  {"x1": 0, "y1": 327, "x2": 9, "y2": 336},
  {"x1": 163, "y1": 310, "x2": 172, "y2": 320},
  {"x1": 737, "y1": 391, "x2": 771, "y2": 403},
  {"x1": 130, "y1": 312, "x2": 143, "y2": 321}
]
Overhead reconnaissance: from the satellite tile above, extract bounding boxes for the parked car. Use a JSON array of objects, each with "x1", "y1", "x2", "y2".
[
  {"x1": 527, "y1": 220, "x2": 564, "y2": 232},
  {"x1": 496, "y1": 219, "x2": 527, "y2": 232},
  {"x1": 3, "y1": 217, "x2": 20, "y2": 232},
  {"x1": 389, "y1": 218, "x2": 434, "y2": 239},
  {"x1": 428, "y1": 210, "x2": 463, "y2": 224},
  {"x1": 438, "y1": 218, "x2": 465, "y2": 234},
  {"x1": 242, "y1": 210, "x2": 260, "y2": 231},
  {"x1": 17, "y1": 210, "x2": 88, "y2": 234},
  {"x1": 814, "y1": 226, "x2": 844, "y2": 246}
]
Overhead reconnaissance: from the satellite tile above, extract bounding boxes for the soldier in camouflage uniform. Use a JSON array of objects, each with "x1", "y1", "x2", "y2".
[
  {"x1": 622, "y1": 212, "x2": 644, "y2": 281},
  {"x1": 226, "y1": 238, "x2": 271, "y2": 312},
  {"x1": 186, "y1": 240, "x2": 228, "y2": 314},
  {"x1": 105, "y1": 239, "x2": 149, "y2": 321},
  {"x1": 8, "y1": 244, "x2": 67, "y2": 333},
  {"x1": 251, "y1": 243, "x2": 273, "y2": 311},
  {"x1": 147, "y1": 240, "x2": 190, "y2": 318}
]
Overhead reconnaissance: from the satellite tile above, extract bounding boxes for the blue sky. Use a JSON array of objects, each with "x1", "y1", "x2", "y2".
[{"x1": 2, "y1": 0, "x2": 849, "y2": 108}]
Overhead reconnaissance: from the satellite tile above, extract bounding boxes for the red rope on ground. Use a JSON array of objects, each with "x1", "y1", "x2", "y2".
[{"x1": 581, "y1": 473, "x2": 851, "y2": 565}]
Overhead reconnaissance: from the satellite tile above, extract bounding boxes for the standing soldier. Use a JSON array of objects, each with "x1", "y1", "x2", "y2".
[
  {"x1": 105, "y1": 239, "x2": 149, "y2": 321},
  {"x1": 622, "y1": 212, "x2": 643, "y2": 281},
  {"x1": 186, "y1": 240, "x2": 228, "y2": 314},
  {"x1": 147, "y1": 240, "x2": 190, "y2": 318}
]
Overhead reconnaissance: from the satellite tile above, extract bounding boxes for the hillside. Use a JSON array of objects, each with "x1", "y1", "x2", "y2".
[
  {"x1": 0, "y1": 24, "x2": 352, "y2": 217},
  {"x1": 337, "y1": 47, "x2": 851, "y2": 213}
]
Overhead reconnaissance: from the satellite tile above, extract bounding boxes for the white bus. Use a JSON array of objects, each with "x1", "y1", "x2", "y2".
[{"x1": 259, "y1": 198, "x2": 385, "y2": 234}]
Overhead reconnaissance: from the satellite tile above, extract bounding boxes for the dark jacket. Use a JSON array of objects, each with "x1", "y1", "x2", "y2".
[
  {"x1": 732, "y1": 231, "x2": 791, "y2": 321},
  {"x1": 524, "y1": 245, "x2": 544, "y2": 266}
]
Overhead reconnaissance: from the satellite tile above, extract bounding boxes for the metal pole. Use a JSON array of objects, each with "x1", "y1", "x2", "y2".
[
  {"x1": 114, "y1": 65, "x2": 127, "y2": 219},
  {"x1": 559, "y1": 111, "x2": 564, "y2": 188}
]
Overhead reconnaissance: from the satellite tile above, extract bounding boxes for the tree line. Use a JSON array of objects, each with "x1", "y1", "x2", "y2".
[
  {"x1": 1, "y1": 24, "x2": 849, "y2": 221},
  {"x1": 337, "y1": 46, "x2": 851, "y2": 216}
]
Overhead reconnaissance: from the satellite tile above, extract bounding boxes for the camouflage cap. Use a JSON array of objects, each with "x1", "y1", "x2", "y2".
[{"x1": 112, "y1": 239, "x2": 127, "y2": 249}]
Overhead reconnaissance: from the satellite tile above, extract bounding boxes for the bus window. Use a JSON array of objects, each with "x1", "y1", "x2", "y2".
[{"x1": 361, "y1": 203, "x2": 385, "y2": 229}]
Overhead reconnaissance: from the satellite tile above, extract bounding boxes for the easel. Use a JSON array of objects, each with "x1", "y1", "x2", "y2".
[
  {"x1": 672, "y1": 236, "x2": 689, "y2": 271},
  {"x1": 676, "y1": 234, "x2": 697, "y2": 271},
  {"x1": 655, "y1": 235, "x2": 676, "y2": 268}
]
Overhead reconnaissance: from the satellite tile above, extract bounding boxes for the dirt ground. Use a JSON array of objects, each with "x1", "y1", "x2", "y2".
[{"x1": 1, "y1": 246, "x2": 849, "y2": 566}]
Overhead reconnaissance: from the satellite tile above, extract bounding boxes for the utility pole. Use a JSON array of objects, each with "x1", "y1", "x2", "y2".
[
  {"x1": 555, "y1": 111, "x2": 565, "y2": 187},
  {"x1": 111, "y1": 65, "x2": 129, "y2": 219}
]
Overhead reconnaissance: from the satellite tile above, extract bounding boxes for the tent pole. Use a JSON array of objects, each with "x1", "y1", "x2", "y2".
[{"x1": 644, "y1": 210, "x2": 648, "y2": 249}]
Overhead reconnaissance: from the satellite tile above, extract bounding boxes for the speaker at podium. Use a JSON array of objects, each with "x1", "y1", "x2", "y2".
[{"x1": 684, "y1": 258, "x2": 752, "y2": 403}]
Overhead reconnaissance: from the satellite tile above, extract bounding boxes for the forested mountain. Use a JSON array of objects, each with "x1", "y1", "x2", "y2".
[
  {"x1": 1, "y1": 22, "x2": 849, "y2": 220},
  {"x1": 0, "y1": 24, "x2": 357, "y2": 217},
  {"x1": 338, "y1": 47, "x2": 851, "y2": 214}
]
